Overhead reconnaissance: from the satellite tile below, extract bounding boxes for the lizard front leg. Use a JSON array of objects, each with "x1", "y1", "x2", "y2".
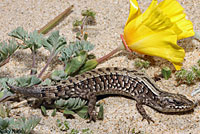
[
  {"x1": 87, "y1": 93, "x2": 97, "y2": 123},
  {"x1": 136, "y1": 103, "x2": 154, "y2": 124}
]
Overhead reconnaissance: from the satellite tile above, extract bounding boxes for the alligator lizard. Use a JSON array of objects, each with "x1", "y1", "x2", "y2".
[{"x1": 7, "y1": 67, "x2": 195, "y2": 123}]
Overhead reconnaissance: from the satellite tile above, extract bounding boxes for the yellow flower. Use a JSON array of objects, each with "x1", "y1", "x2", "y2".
[{"x1": 123, "y1": 0, "x2": 194, "y2": 70}]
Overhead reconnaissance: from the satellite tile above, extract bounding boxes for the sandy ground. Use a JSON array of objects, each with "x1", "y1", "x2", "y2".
[{"x1": 0, "y1": 0, "x2": 200, "y2": 133}]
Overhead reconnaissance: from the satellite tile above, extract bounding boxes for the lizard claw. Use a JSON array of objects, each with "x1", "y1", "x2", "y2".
[{"x1": 142, "y1": 115, "x2": 154, "y2": 124}]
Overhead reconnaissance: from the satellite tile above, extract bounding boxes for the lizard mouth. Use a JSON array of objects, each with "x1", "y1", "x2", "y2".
[{"x1": 163, "y1": 102, "x2": 196, "y2": 113}]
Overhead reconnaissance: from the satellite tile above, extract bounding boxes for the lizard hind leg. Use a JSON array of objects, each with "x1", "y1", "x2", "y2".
[{"x1": 87, "y1": 93, "x2": 97, "y2": 123}]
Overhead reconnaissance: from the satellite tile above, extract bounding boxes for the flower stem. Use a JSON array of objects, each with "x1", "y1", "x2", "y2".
[
  {"x1": 120, "y1": 34, "x2": 132, "y2": 52},
  {"x1": 97, "y1": 44, "x2": 125, "y2": 64}
]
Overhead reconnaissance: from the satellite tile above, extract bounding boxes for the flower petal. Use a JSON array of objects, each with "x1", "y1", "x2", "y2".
[
  {"x1": 175, "y1": 19, "x2": 194, "y2": 40},
  {"x1": 127, "y1": 28, "x2": 185, "y2": 70},
  {"x1": 158, "y1": 0, "x2": 195, "y2": 39},
  {"x1": 124, "y1": 1, "x2": 185, "y2": 70},
  {"x1": 124, "y1": 1, "x2": 173, "y2": 46},
  {"x1": 126, "y1": 0, "x2": 141, "y2": 25}
]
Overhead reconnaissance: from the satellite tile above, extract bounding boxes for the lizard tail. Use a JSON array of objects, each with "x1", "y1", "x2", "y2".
[
  {"x1": 6, "y1": 82, "x2": 61, "y2": 99},
  {"x1": 6, "y1": 82, "x2": 43, "y2": 98}
]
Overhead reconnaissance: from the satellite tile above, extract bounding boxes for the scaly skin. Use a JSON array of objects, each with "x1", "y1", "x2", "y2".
[{"x1": 7, "y1": 67, "x2": 195, "y2": 123}]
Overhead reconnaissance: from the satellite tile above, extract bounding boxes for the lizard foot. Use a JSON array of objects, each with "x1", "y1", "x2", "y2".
[
  {"x1": 87, "y1": 111, "x2": 97, "y2": 123},
  {"x1": 141, "y1": 114, "x2": 154, "y2": 124}
]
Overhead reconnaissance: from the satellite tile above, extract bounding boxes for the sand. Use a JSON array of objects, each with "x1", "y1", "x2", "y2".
[{"x1": 0, "y1": 0, "x2": 200, "y2": 133}]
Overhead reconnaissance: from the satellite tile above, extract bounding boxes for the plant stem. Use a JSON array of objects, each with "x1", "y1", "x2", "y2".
[
  {"x1": 38, "y1": 53, "x2": 55, "y2": 78},
  {"x1": 96, "y1": 35, "x2": 132, "y2": 64},
  {"x1": 0, "y1": 57, "x2": 10, "y2": 67},
  {"x1": 38, "y1": 5, "x2": 74, "y2": 34},
  {"x1": 32, "y1": 50, "x2": 36, "y2": 68},
  {"x1": 30, "y1": 49, "x2": 37, "y2": 75},
  {"x1": 97, "y1": 44, "x2": 125, "y2": 64},
  {"x1": 81, "y1": 16, "x2": 87, "y2": 35},
  {"x1": 36, "y1": 5, "x2": 74, "y2": 77}
]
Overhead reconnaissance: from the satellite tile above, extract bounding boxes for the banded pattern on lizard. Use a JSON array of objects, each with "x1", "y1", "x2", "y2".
[{"x1": 7, "y1": 67, "x2": 195, "y2": 123}]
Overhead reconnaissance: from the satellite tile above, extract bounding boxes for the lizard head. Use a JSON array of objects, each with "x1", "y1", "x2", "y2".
[{"x1": 150, "y1": 92, "x2": 196, "y2": 113}]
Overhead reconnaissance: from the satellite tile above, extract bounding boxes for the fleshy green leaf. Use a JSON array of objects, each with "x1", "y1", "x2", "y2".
[
  {"x1": 8, "y1": 27, "x2": 28, "y2": 41},
  {"x1": 192, "y1": 66, "x2": 200, "y2": 78},
  {"x1": 0, "y1": 104, "x2": 10, "y2": 118},
  {"x1": 23, "y1": 30, "x2": 43, "y2": 50},
  {"x1": 15, "y1": 76, "x2": 41, "y2": 87},
  {"x1": 51, "y1": 109, "x2": 57, "y2": 117},
  {"x1": 0, "y1": 39, "x2": 18, "y2": 63},
  {"x1": 0, "y1": 78, "x2": 15, "y2": 101},
  {"x1": 43, "y1": 31, "x2": 66, "y2": 55},
  {"x1": 41, "y1": 106, "x2": 47, "y2": 116},
  {"x1": 0, "y1": 118, "x2": 10, "y2": 130},
  {"x1": 76, "y1": 106, "x2": 88, "y2": 119},
  {"x1": 55, "y1": 98, "x2": 87, "y2": 113},
  {"x1": 63, "y1": 109, "x2": 75, "y2": 115},
  {"x1": 87, "y1": 54, "x2": 96, "y2": 60},
  {"x1": 59, "y1": 40, "x2": 94, "y2": 63},
  {"x1": 8, "y1": 28, "x2": 44, "y2": 62},
  {"x1": 51, "y1": 70, "x2": 68, "y2": 81},
  {"x1": 29, "y1": 76, "x2": 41, "y2": 86},
  {"x1": 55, "y1": 99, "x2": 68, "y2": 108},
  {"x1": 68, "y1": 98, "x2": 87, "y2": 110},
  {"x1": 55, "y1": 98, "x2": 104, "y2": 120},
  {"x1": 134, "y1": 58, "x2": 150, "y2": 69},
  {"x1": 56, "y1": 119, "x2": 62, "y2": 127},
  {"x1": 65, "y1": 51, "x2": 87, "y2": 75},
  {"x1": 70, "y1": 129, "x2": 79, "y2": 134},
  {"x1": 14, "y1": 77, "x2": 29, "y2": 87},
  {"x1": 73, "y1": 20, "x2": 83, "y2": 27},
  {"x1": 198, "y1": 59, "x2": 200, "y2": 67},
  {"x1": 40, "y1": 78, "x2": 52, "y2": 86},
  {"x1": 62, "y1": 121, "x2": 70, "y2": 131},
  {"x1": 186, "y1": 71, "x2": 195, "y2": 84},
  {"x1": 82, "y1": 128, "x2": 90, "y2": 133},
  {"x1": 161, "y1": 67, "x2": 171, "y2": 80},
  {"x1": 60, "y1": 98, "x2": 88, "y2": 119},
  {"x1": 83, "y1": 33, "x2": 88, "y2": 41},
  {"x1": 78, "y1": 59, "x2": 98, "y2": 74},
  {"x1": 175, "y1": 69, "x2": 196, "y2": 85},
  {"x1": 0, "y1": 91, "x2": 4, "y2": 99},
  {"x1": 81, "y1": 9, "x2": 96, "y2": 19},
  {"x1": 175, "y1": 69, "x2": 187, "y2": 80},
  {"x1": 76, "y1": 32, "x2": 81, "y2": 38},
  {"x1": 9, "y1": 116, "x2": 41, "y2": 134},
  {"x1": 97, "y1": 103, "x2": 104, "y2": 120}
]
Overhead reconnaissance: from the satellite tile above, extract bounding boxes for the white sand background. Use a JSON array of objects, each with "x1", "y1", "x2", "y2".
[{"x1": 0, "y1": 0, "x2": 200, "y2": 133}]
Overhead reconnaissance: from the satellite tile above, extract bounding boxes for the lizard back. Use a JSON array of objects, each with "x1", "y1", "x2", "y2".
[{"x1": 28, "y1": 67, "x2": 161, "y2": 102}]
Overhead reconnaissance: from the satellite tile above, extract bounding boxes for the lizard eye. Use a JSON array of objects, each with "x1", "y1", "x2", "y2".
[
  {"x1": 173, "y1": 100, "x2": 182, "y2": 105},
  {"x1": 174, "y1": 98, "x2": 186, "y2": 106}
]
